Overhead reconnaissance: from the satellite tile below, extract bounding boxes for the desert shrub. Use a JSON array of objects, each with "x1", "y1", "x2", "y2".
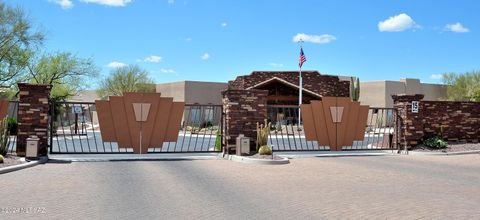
[
  {"x1": 423, "y1": 136, "x2": 448, "y2": 149},
  {"x1": 256, "y1": 119, "x2": 271, "y2": 152},
  {"x1": 258, "y1": 145, "x2": 272, "y2": 155},
  {"x1": 0, "y1": 117, "x2": 10, "y2": 156}
]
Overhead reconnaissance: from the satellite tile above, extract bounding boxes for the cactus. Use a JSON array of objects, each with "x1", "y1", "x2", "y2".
[
  {"x1": 256, "y1": 119, "x2": 271, "y2": 152},
  {"x1": 0, "y1": 117, "x2": 10, "y2": 156},
  {"x1": 350, "y1": 77, "x2": 360, "y2": 101}
]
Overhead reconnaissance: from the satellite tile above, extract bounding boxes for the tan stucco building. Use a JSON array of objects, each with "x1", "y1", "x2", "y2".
[
  {"x1": 156, "y1": 81, "x2": 228, "y2": 105},
  {"x1": 359, "y1": 78, "x2": 447, "y2": 108}
]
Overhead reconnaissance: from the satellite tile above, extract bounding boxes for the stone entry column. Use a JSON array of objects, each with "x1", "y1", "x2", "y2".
[
  {"x1": 17, "y1": 83, "x2": 51, "y2": 156},
  {"x1": 222, "y1": 89, "x2": 267, "y2": 153},
  {"x1": 391, "y1": 94, "x2": 424, "y2": 149}
]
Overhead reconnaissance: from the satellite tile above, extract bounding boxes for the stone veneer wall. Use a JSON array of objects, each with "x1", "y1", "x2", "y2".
[
  {"x1": 222, "y1": 89, "x2": 267, "y2": 152},
  {"x1": 392, "y1": 94, "x2": 480, "y2": 149},
  {"x1": 391, "y1": 94, "x2": 425, "y2": 148},
  {"x1": 228, "y1": 71, "x2": 350, "y2": 97},
  {"x1": 423, "y1": 101, "x2": 480, "y2": 141},
  {"x1": 17, "y1": 83, "x2": 51, "y2": 156}
]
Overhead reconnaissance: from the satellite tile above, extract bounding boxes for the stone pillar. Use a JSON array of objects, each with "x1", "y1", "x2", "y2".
[
  {"x1": 222, "y1": 89, "x2": 267, "y2": 153},
  {"x1": 17, "y1": 83, "x2": 51, "y2": 156},
  {"x1": 391, "y1": 94, "x2": 424, "y2": 149}
]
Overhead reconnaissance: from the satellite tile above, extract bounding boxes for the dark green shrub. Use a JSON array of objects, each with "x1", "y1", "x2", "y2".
[
  {"x1": 200, "y1": 121, "x2": 213, "y2": 129},
  {"x1": 423, "y1": 136, "x2": 448, "y2": 149},
  {"x1": 7, "y1": 117, "x2": 17, "y2": 135}
]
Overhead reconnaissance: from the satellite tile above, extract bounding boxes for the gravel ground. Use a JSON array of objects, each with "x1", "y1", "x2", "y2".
[
  {"x1": 248, "y1": 154, "x2": 284, "y2": 160},
  {"x1": 0, "y1": 155, "x2": 24, "y2": 168},
  {"x1": 412, "y1": 142, "x2": 480, "y2": 152}
]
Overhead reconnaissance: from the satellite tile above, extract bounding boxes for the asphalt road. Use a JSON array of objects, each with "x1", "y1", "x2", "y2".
[{"x1": 1, "y1": 155, "x2": 480, "y2": 219}]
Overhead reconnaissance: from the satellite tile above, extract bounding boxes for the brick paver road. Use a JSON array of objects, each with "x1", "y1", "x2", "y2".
[{"x1": 1, "y1": 155, "x2": 480, "y2": 219}]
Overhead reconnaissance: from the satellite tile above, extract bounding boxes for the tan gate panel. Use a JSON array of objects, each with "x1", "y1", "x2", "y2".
[
  {"x1": 95, "y1": 92, "x2": 185, "y2": 154},
  {"x1": 321, "y1": 97, "x2": 338, "y2": 149},
  {"x1": 95, "y1": 100, "x2": 116, "y2": 141},
  {"x1": 335, "y1": 97, "x2": 352, "y2": 149},
  {"x1": 122, "y1": 93, "x2": 145, "y2": 153},
  {"x1": 300, "y1": 104, "x2": 316, "y2": 141},
  {"x1": 150, "y1": 97, "x2": 173, "y2": 148},
  {"x1": 300, "y1": 97, "x2": 370, "y2": 151},
  {"x1": 0, "y1": 100, "x2": 8, "y2": 120},
  {"x1": 109, "y1": 96, "x2": 133, "y2": 149},
  {"x1": 310, "y1": 101, "x2": 330, "y2": 146},
  {"x1": 343, "y1": 102, "x2": 360, "y2": 148},
  {"x1": 165, "y1": 102, "x2": 185, "y2": 142},
  {"x1": 355, "y1": 105, "x2": 370, "y2": 140},
  {"x1": 131, "y1": 93, "x2": 161, "y2": 151}
]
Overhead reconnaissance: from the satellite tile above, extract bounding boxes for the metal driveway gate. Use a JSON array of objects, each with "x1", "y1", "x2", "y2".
[
  {"x1": 49, "y1": 101, "x2": 223, "y2": 154},
  {"x1": 267, "y1": 105, "x2": 397, "y2": 151}
]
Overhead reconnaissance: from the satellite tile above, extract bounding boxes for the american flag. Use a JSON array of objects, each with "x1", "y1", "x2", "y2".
[{"x1": 299, "y1": 47, "x2": 307, "y2": 68}]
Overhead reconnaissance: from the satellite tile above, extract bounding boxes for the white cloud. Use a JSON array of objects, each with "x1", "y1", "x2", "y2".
[
  {"x1": 269, "y1": 63, "x2": 284, "y2": 67},
  {"x1": 185, "y1": 37, "x2": 192, "y2": 42},
  {"x1": 160, "y1": 68, "x2": 175, "y2": 73},
  {"x1": 430, "y1": 74, "x2": 443, "y2": 80},
  {"x1": 378, "y1": 13, "x2": 417, "y2": 32},
  {"x1": 292, "y1": 33, "x2": 336, "y2": 44},
  {"x1": 168, "y1": 0, "x2": 175, "y2": 4},
  {"x1": 201, "y1": 53, "x2": 210, "y2": 60},
  {"x1": 221, "y1": 22, "x2": 227, "y2": 27},
  {"x1": 144, "y1": 55, "x2": 162, "y2": 63},
  {"x1": 107, "y1": 61, "x2": 127, "y2": 68},
  {"x1": 49, "y1": 0, "x2": 74, "y2": 9},
  {"x1": 80, "y1": 0, "x2": 132, "y2": 7},
  {"x1": 444, "y1": 22, "x2": 470, "y2": 33}
]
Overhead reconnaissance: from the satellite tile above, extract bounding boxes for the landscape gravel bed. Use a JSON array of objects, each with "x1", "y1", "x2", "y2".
[
  {"x1": 0, "y1": 155, "x2": 24, "y2": 168},
  {"x1": 411, "y1": 142, "x2": 480, "y2": 152}
]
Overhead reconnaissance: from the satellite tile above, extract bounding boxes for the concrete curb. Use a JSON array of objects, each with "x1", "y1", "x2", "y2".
[
  {"x1": 223, "y1": 154, "x2": 290, "y2": 165},
  {"x1": 48, "y1": 153, "x2": 221, "y2": 162},
  {"x1": 0, "y1": 156, "x2": 48, "y2": 175},
  {"x1": 408, "y1": 150, "x2": 480, "y2": 156},
  {"x1": 277, "y1": 150, "x2": 398, "y2": 159}
]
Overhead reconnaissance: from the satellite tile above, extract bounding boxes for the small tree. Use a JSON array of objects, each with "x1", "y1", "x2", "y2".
[
  {"x1": 0, "y1": 2, "x2": 44, "y2": 87},
  {"x1": 97, "y1": 65, "x2": 156, "y2": 99},
  {"x1": 26, "y1": 52, "x2": 98, "y2": 101},
  {"x1": 442, "y1": 71, "x2": 480, "y2": 102}
]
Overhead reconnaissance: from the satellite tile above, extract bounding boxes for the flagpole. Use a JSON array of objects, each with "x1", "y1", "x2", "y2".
[
  {"x1": 299, "y1": 63, "x2": 302, "y2": 125},
  {"x1": 298, "y1": 42, "x2": 303, "y2": 126}
]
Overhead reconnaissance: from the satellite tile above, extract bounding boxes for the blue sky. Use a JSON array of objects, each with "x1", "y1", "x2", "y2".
[{"x1": 4, "y1": 0, "x2": 480, "y2": 87}]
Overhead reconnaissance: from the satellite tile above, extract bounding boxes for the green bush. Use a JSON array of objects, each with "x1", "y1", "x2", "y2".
[
  {"x1": 7, "y1": 117, "x2": 17, "y2": 135},
  {"x1": 0, "y1": 154, "x2": 4, "y2": 163},
  {"x1": 423, "y1": 136, "x2": 448, "y2": 149},
  {"x1": 215, "y1": 130, "x2": 221, "y2": 151},
  {"x1": 258, "y1": 145, "x2": 272, "y2": 155}
]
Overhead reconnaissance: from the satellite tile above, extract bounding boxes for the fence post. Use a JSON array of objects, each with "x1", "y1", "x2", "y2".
[{"x1": 17, "y1": 83, "x2": 52, "y2": 157}]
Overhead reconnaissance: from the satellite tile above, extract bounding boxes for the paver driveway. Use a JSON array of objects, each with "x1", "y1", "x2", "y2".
[{"x1": 1, "y1": 155, "x2": 480, "y2": 219}]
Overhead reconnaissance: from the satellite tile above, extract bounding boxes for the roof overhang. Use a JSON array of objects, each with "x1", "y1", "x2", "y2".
[{"x1": 246, "y1": 77, "x2": 322, "y2": 98}]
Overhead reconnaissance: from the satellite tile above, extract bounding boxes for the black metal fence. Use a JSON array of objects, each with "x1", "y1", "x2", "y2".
[
  {"x1": 4, "y1": 101, "x2": 18, "y2": 154},
  {"x1": 267, "y1": 106, "x2": 397, "y2": 151},
  {"x1": 50, "y1": 101, "x2": 223, "y2": 154}
]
